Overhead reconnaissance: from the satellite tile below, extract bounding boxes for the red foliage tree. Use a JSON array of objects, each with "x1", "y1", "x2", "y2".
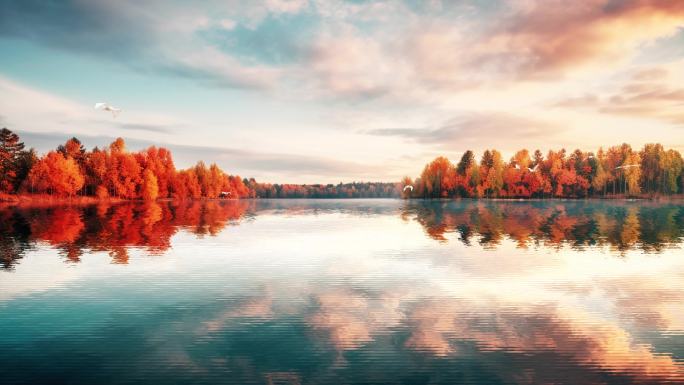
[{"x1": 26, "y1": 151, "x2": 84, "y2": 196}]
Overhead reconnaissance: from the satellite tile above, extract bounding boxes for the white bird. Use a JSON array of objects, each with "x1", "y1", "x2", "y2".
[
  {"x1": 514, "y1": 164, "x2": 521, "y2": 170},
  {"x1": 94, "y1": 102, "x2": 122, "y2": 118},
  {"x1": 528, "y1": 164, "x2": 539, "y2": 172},
  {"x1": 616, "y1": 164, "x2": 639, "y2": 170},
  {"x1": 403, "y1": 185, "x2": 413, "y2": 192}
]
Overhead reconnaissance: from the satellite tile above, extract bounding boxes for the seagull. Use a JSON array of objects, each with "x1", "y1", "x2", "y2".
[
  {"x1": 616, "y1": 164, "x2": 639, "y2": 170},
  {"x1": 528, "y1": 164, "x2": 539, "y2": 172},
  {"x1": 403, "y1": 185, "x2": 413, "y2": 192},
  {"x1": 514, "y1": 164, "x2": 521, "y2": 170},
  {"x1": 94, "y1": 102, "x2": 122, "y2": 118}
]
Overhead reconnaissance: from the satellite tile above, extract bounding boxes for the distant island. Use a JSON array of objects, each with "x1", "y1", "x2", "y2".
[{"x1": 0, "y1": 128, "x2": 682, "y2": 202}]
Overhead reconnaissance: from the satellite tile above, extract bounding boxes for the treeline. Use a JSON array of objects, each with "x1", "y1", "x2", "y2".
[
  {"x1": 2, "y1": 128, "x2": 682, "y2": 200},
  {"x1": 251, "y1": 182, "x2": 398, "y2": 198},
  {"x1": 0, "y1": 128, "x2": 252, "y2": 200},
  {"x1": 404, "y1": 144, "x2": 683, "y2": 199},
  {"x1": 0, "y1": 128, "x2": 398, "y2": 200}
]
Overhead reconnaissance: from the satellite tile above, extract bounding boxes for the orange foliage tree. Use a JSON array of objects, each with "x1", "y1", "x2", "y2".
[{"x1": 26, "y1": 151, "x2": 84, "y2": 196}]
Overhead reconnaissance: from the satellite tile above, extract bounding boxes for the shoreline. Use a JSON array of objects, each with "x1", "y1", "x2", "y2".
[{"x1": 2, "y1": 193, "x2": 684, "y2": 206}]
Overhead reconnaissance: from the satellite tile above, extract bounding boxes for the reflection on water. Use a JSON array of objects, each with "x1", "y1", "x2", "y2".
[
  {"x1": 1, "y1": 199, "x2": 683, "y2": 384},
  {"x1": 408, "y1": 200, "x2": 684, "y2": 252},
  {"x1": 3, "y1": 200, "x2": 683, "y2": 269},
  {"x1": 0, "y1": 200, "x2": 255, "y2": 268}
]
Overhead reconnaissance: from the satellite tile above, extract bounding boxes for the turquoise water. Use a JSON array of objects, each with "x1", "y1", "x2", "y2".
[{"x1": 1, "y1": 199, "x2": 683, "y2": 384}]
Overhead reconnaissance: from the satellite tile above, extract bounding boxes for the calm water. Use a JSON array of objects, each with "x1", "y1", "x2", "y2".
[{"x1": 1, "y1": 199, "x2": 684, "y2": 385}]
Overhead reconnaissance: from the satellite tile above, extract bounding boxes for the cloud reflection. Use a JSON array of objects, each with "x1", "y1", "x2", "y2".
[{"x1": 2, "y1": 200, "x2": 684, "y2": 384}]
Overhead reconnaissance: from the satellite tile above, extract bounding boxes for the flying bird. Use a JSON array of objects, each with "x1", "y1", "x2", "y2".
[
  {"x1": 94, "y1": 102, "x2": 122, "y2": 118},
  {"x1": 403, "y1": 185, "x2": 413, "y2": 192},
  {"x1": 616, "y1": 164, "x2": 639, "y2": 170},
  {"x1": 514, "y1": 164, "x2": 521, "y2": 170}
]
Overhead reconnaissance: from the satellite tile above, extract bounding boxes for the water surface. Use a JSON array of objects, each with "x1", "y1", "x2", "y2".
[{"x1": 1, "y1": 199, "x2": 683, "y2": 384}]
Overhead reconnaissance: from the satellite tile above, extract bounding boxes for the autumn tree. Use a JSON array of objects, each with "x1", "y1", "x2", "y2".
[
  {"x1": 26, "y1": 151, "x2": 84, "y2": 196},
  {"x1": 456, "y1": 150, "x2": 477, "y2": 196},
  {"x1": 15, "y1": 148, "x2": 37, "y2": 192},
  {"x1": 512, "y1": 149, "x2": 531, "y2": 170},
  {"x1": 482, "y1": 150, "x2": 504, "y2": 197},
  {"x1": 623, "y1": 151, "x2": 641, "y2": 196},
  {"x1": 420, "y1": 156, "x2": 456, "y2": 198},
  {"x1": 592, "y1": 148, "x2": 609, "y2": 196},
  {"x1": 57, "y1": 137, "x2": 86, "y2": 165},
  {"x1": 141, "y1": 169, "x2": 159, "y2": 201},
  {"x1": 107, "y1": 139, "x2": 141, "y2": 199},
  {"x1": 0, "y1": 128, "x2": 26, "y2": 193},
  {"x1": 171, "y1": 169, "x2": 201, "y2": 199},
  {"x1": 84, "y1": 148, "x2": 108, "y2": 196},
  {"x1": 661, "y1": 149, "x2": 683, "y2": 194},
  {"x1": 135, "y1": 147, "x2": 175, "y2": 198}
]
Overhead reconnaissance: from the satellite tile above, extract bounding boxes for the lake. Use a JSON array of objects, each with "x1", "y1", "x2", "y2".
[{"x1": 1, "y1": 199, "x2": 683, "y2": 384}]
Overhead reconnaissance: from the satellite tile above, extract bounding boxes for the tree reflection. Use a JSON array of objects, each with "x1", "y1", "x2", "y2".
[
  {"x1": 0, "y1": 200, "x2": 254, "y2": 269},
  {"x1": 0, "y1": 209, "x2": 32, "y2": 269},
  {"x1": 408, "y1": 201, "x2": 684, "y2": 253},
  {"x1": 1, "y1": 200, "x2": 683, "y2": 269}
]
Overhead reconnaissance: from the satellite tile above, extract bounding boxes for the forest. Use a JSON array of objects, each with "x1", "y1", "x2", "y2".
[
  {"x1": 0, "y1": 128, "x2": 396, "y2": 200},
  {"x1": 405, "y1": 145, "x2": 683, "y2": 199},
  {"x1": 0, "y1": 127, "x2": 683, "y2": 200}
]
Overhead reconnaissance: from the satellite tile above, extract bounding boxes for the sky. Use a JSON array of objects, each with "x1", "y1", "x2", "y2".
[{"x1": 1, "y1": 0, "x2": 683, "y2": 183}]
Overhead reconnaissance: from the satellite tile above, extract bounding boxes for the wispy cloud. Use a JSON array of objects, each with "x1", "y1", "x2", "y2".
[
  {"x1": 116, "y1": 123, "x2": 174, "y2": 134},
  {"x1": 554, "y1": 66, "x2": 684, "y2": 126},
  {"x1": 481, "y1": 0, "x2": 684, "y2": 78},
  {"x1": 365, "y1": 112, "x2": 568, "y2": 154},
  {"x1": 0, "y1": 0, "x2": 281, "y2": 90}
]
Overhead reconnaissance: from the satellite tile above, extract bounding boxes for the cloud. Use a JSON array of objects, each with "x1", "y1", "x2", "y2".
[
  {"x1": 0, "y1": 0, "x2": 280, "y2": 90},
  {"x1": 156, "y1": 46, "x2": 280, "y2": 89},
  {"x1": 554, "y1": 66, "x2": 684, "y2": 126},
  {"x1": 553, "y1": 94, "x2": 601, "y2": 109},
  {"x1": 116, "y1": 123, "x2": 174, "y2": 134},
  {"x1": 304, "y1": 33, "x2": 403, "y2": 99},
  {"x1": 266, "y1": 0, "x2": 309, "y2": 14},
  {"x1": 306, "y1": 287, "x2": 416, "y2": 352},
  {"x1": 364, "y1": 112, "x2": 567, "y2": 153},
  {"x1": 376, "y1": 0, "x2": 684, "y2": 94},
  {"x1": 2, "y1": 0, "x2": 682, "y2": 99},
  {"x1": 404, "y1": 299, "x2": 684, "y2": 383},
  {"x1": 632, "y1": 67, "x2": 669, "y2": 81},
  {"x1": 202, "y1": 295, "x2": 274, "y2": 333},
  {"x1": 600, "y1": 276, "x2": 684, "y2": 330},
  {"x1": 480, "y1": 0, "x2": 684, "y2": 78}
]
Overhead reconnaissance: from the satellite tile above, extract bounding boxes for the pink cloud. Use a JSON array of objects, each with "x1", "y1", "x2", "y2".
[{"x1": 483, "y1": 0, "x2": 684, "y2": 77}]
